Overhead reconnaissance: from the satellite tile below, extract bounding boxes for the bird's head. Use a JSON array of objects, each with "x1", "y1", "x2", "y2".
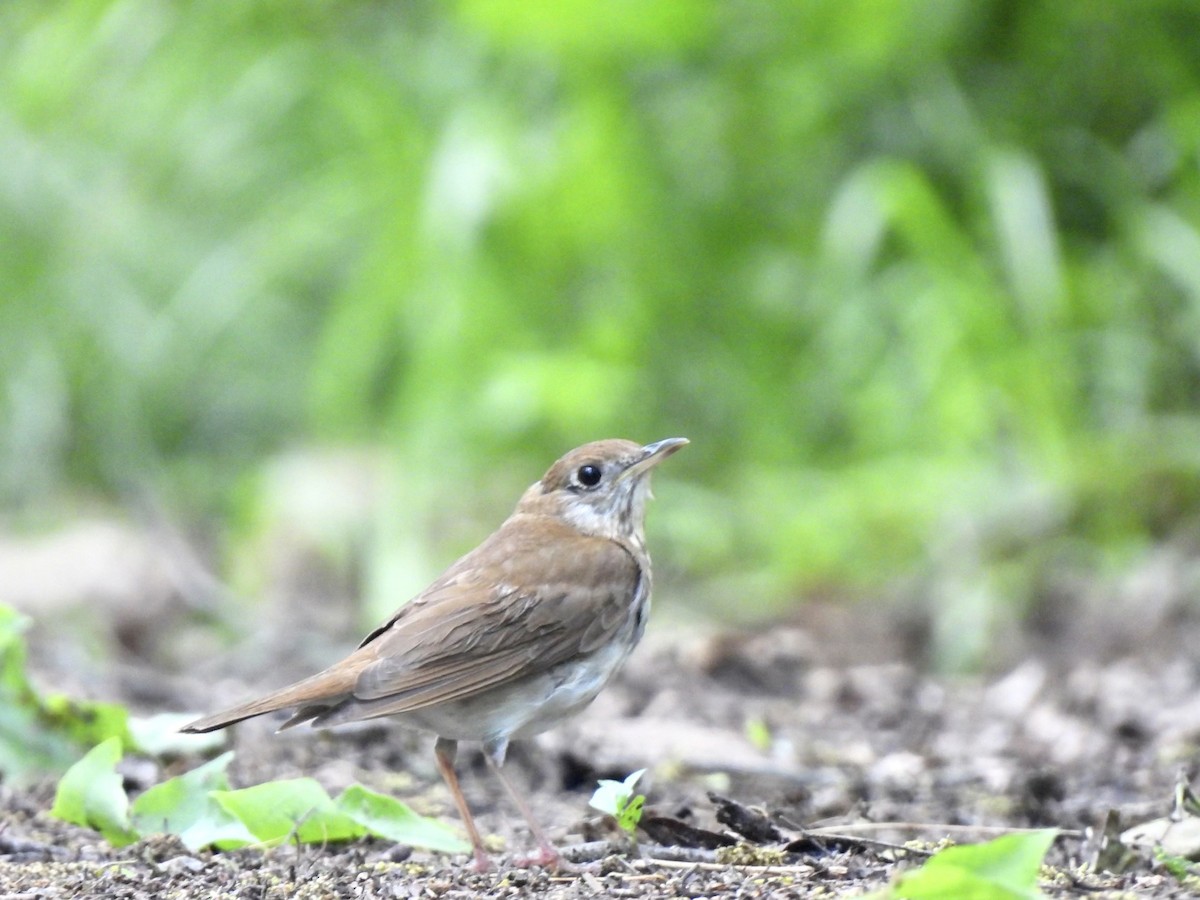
[{"x1": 519, "y1": 437, "x2": 688, "y2": 541}]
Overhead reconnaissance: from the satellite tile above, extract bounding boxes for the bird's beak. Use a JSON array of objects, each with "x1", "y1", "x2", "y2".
[{"x1": 620, "y1": 437, "x2": 689, "y2": 481}]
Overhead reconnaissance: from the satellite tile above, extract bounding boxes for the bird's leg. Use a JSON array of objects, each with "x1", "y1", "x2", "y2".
[
  {"x1": 434, "y1": 737, "x2": 493, "y2": 873},
  {"x1": 483, "y1": 740, "x2": 568, "y2": 872}
]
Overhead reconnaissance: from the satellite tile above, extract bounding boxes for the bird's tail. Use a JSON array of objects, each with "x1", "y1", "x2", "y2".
[{"x1": 180, "y1": 661, "x2": 363, "y2": 734}]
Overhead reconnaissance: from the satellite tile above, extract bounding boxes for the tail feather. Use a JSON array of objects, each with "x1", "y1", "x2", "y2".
[
  {"x1": 180, "y1": 663, "x2": 363, "y2": 734},
  {"x1": 277, "y1": 704, "x2": 334, "y2": 731}
]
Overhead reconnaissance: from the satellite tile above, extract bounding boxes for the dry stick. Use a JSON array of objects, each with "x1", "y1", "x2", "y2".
[
  {"x1": 796, "y1": 823, "x2": 1085, "y2": 861},
  {"x1": 559, "y1": 840, "x2": 628, "y2": 863},
  {"x1": 798, "y1": 831, "x2": 935, "y2": 857},
  {"x1": 633, "y1": 858, "x2": 816, "y2": 875},
  {"x1": 558, "y1": 844, "x2": 737, "y2": 867},
  {"x1": 559, "y1": 821, "x2": 1082, "y2": 874},
  {"x1": 804, "y1": 822, "x2": 1086, "y2": 840},
  {"x1": 638, "y1": 847, "x2": 720, "y2": 864}
]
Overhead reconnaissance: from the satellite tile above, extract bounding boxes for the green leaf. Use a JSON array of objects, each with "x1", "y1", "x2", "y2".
[
  {"x1": 39, "y1": 693, "x2": 131, "y2": 751},
  {"x1": 744, "y1": 716, "x2": 772, "y2": 753},
  {"x1": 616, "y1": 794, "x2": 645, "y2": 834},
  {"x1": 893, "y1": 830, "x2": 1057, "y2": 900},
  {"x1": 130, "y1": 752, "x2": 256, "y2": 851},
  {"x1": 0, "y1": 605, "x2": 132, "y2": 781},
  {"x1": 212, "y1": 778, "x2": 365, "y2": 846},
  {"x1": 1154, "y1": 848, "x2": 1191, "y2": 882},
  {"x1": 0, "y1": 606, "x2": 74, "y2": 779},
  {"x1": 589, "y1": 768, "x2": 646, "y2": 835},
  {"x1": 335, "y1": 784, "x2": 469, "y2": 853},
  {"x1": 50, "y1": 737, "x2": 139, "y2": 847}
]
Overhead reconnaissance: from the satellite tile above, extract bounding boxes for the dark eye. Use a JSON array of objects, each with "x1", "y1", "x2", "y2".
[{"x1": 576, "y1": 464, "x2": 602, "y2": 487}]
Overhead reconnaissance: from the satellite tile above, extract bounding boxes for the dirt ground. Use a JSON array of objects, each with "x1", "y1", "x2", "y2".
[{"x1": 4, "y1": 551, "x2": 1200, "y2": 898}]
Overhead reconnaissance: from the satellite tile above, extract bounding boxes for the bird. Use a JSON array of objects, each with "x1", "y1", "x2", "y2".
[{"x1": 182, "y1": 437, "x2": 688, "y2": 872}]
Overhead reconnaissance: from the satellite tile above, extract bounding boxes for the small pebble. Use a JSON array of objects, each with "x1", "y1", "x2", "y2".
[
  {"x1": 160, "y1": 855, "x2": 207, "y2": 875},
  {"x1": 385, "y1": 844, "x2": 413, "y2": 862}
]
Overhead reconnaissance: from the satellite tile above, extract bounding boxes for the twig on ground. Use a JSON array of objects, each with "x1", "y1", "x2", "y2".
[
  {"x1": 558, "y1": 840, "x2": 621, "y2": 863},
  {"x1": 789, "y1": 831, "x2": 935, "y2": 858},
  {"x1": 803, "y1": 821, "x2": 1086, "y2": 840},
  {"x1": 631, "y1": 857, "x2": 817, "y2": 875}
]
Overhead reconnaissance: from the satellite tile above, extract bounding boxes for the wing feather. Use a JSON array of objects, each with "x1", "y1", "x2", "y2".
[
  {"x1": 349, "y1": 516, "x2": 642, "y2": 713},
  {"x1": 184, "y1": 513, "x2": 646, "y2": 734}
]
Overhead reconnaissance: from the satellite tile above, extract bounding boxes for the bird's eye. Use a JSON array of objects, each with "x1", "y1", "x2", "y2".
[{"x1": 576, "y1": 464, "x2": 602, "y2": 487}]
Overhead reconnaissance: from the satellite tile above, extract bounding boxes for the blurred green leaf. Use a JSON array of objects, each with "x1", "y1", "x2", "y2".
[
  {"x1": 59, "y1": 746, "x2": 467, "y2": 854},
  {"x1": 892, "y1": 830, "x2": 1057, "y2": 900},
  {"x1": 335, "y1": 783, "x2": 469, "y2": 853},
  {"x1": 129, "y1": 751, "x2": 256, "y2": 851},
  {"x1": 40, "y1": 693, "x2": 131, "y2": 755},
  {"x1": 50, "y1": 737, "x2": 139, "y2": 847},
  {"x1": 0, "y1": 605, "x2": 130, "y2": 781},
  {"x1": 744, "y1": 716, "x2": 772, "y2": 753},
  {"x1": 0, "y1": 605, "x2": 67, "y2": 780},
  {"x1": 212, "y1": 778, "x2": 365, "y2": 846},
  {"x1": 457, "y1": 0, "x2": 712, "y2": 58}
]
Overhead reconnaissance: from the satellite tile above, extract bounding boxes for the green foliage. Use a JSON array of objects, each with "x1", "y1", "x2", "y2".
[
  {"x1": 5, "y1": 2, "x2": 1200, "y2": 653},
  {"x1": 744, "y1": 716, "x2": 772, "y2": 753},
  {"x1": 50, "y1": 737, "x2": 139, "y2": 847},
  {"x1": 0, "y1": 605, "x2": 131, "y2": 781},
  {"x1": 334, "y1": 783, "x2": 468, "y2": 853},
  {"x1": 211, "y1": 778, "x2": 368, "y2": 846},
  {"x1": 589, "y1": 768, "x2": 646, "y2": 837},
  {"x1": 884, "y1": 830, "x2": 1058, "y2": 900},
  {"x1": 129, "y1": 752, "x2": 256, "y2": 851},
  {"x1": 1154, "y1": 848, "x2": 1193, "y2": 883},
  {"x1": 53, "y1": 744, "x2": 470, "y2": 854}
]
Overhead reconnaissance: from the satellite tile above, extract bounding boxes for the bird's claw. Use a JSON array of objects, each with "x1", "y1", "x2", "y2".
[{"x1": 514, "y1": 846, "x2": 573, "y2": 873}]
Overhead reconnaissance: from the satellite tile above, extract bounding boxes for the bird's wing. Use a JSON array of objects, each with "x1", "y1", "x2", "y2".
[
  {"x1": 348, "y1": 518, "x2": 643, "y2": 714},
  {"x1": 181, "y1": 515, "x2": 643, "y2": 734}
]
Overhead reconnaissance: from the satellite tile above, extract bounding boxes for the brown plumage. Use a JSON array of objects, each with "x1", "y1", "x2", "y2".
[{"x1": 182, "y1": 437, "x2": 687, "y2": 871}]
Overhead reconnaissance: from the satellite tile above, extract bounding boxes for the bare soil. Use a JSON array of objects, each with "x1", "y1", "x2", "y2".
[{"x1": 4, "y1": 587, "x2": 1200, "y2": 898}]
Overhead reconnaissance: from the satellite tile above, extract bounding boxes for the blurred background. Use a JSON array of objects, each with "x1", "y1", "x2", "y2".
[{"x1": 4, "y1": 0, "x2": 1200, "y2": 680}]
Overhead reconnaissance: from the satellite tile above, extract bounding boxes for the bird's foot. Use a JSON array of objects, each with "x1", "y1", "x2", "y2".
[
  {"x1": 514, "y1": 845, "x2": 574, "y2": 873},
  {"x1": 469, "y1": 848, "x2": 495, "y2": 873}
]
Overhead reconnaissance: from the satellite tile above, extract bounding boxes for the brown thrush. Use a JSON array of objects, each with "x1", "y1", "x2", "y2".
[{"x1": 182, "y1": 437, "x2": 688, "y2": 871}]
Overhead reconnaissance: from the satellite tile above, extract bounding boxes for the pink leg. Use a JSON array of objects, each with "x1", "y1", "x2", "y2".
[
  {"x1": 434, "y1": 738, "x2": 493, "y2": 873},
  {"x1": 484, "y1": 753, "x2": 571, "y2": 872}
]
